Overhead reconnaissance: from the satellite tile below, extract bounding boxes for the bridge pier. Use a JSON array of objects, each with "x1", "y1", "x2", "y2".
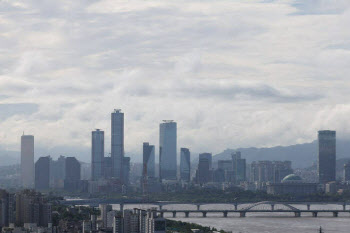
[
  {"x1": 223, "y1": 211, "x2": 228, "y2": 218},
  {"x1": 120, "y1": 203, "x2": 124, "y2": 212},
  {"x1": 333, "y1": 212, "x2": 338, "y2": 217},
  {"x1": 240, "y1": 212, "x2": 246, "y2": 217},
  {"x1": 271, "y1": 204, "x2": 275, "y2": 211},
  {"x1": 172, "y1": 211, "x2": 176, "y2": 218},
  {"x1": 202, "y1": 211, "x2": 207, "y2": 218},
  {"x1": 160, "y1": 212, "x2": 164, "y2": 218},
  {"x1": 185, "y1": 211, "x2": 189, "y2": 218},
  {"x1": 234, "y1": 204, "x2": 238, "y2": 211},
  {"x1": 343, "y1": 204, "x2": 346, "y2": 211},
  {"x1": 159, "y1": 205, "x2": 163, "y2": 210},
  {"x1": 307, "y1": 204, "x2": 310, "y2": 210},
  {"x1": 196, "y1": 204, "x2": 201, "y2": 211},
  {"x1": 312, "y1": 212, "x2": 318, "y2": 217},
  {"x1": 294, "y1": 212, "x2": 301, "y2": 217}
]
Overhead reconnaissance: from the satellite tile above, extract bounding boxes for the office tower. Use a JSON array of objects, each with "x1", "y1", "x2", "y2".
[
  {"x1": 64, "y1": 157, "x2": 81, "y2": 191},
  {"x1": 21, "y1": 135, "x2": 34, "y2": 188},
  {"x1": 65, "y1": 157, "x2": 81, "y2": 181},
  {"x1": 318, "y1": 130, "x2": 336, "y2": 184},
  {"x1": 196, "y1": 153, "x2": 212, "y2": 184},
  {"x1": 123, "y1": 157, "x2": 130, "y2": 185},
  {"x1": 232, "y1": 152, "x2": 246, "y2": 183},
  {"x1": 50, "y1": 155, "x2": 66, "y2": 188},
  {"x1": 159, "y1": 121, "x2": 177, "y2": 180},
  {"x1": 180, "y1": 148, "x2": 190, "y2": 182},
  {"x1": 111, "y1": 109, "x2": 124, "y2": 180},
  {"x1": 99, "y1": 204, "x2": 113, "y2": 228},
  {"x1": 92, "y1": 129, "x2": 105, "y2": 181},
  {"x1": 143, "y1": 143, "x2": 155, "y2": 178},
  {"x1": 199, "y1": 153, "x2": 212, "y2": 169},
  {"x1": 0, "y1": 189, "x2": 9, "y2": 228},
  {"x1": 213, "y1": 168, "x2": 225, "y2": 183},
  {"x1": 344, "y1": 162, "x2": 350, "y2": 182},
  {"x1": 35, "y1": 156, "x2": 50, "y2": 190},
  {"x1": 15, "y1": 190, "x2": 52, "y2": 227},
  {"x1": 236, "y1": 158, "x2": 246, "y2": 183},
  {"x1": 218, "y1": 160, "x2": 234, "y2": 182}
]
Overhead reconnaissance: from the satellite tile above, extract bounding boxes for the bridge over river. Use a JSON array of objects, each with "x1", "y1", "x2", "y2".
[{"x1": 61, "y1": 199, "x2": 350, "y2": 218}]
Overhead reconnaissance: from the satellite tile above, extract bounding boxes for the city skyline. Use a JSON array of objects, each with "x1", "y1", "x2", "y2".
[
  {"x1": 5, "y1": 116, "x2": 346, "y2": 165},
  {"x1": 1, "y1": 1, "x2": 350, "y2": 159}
]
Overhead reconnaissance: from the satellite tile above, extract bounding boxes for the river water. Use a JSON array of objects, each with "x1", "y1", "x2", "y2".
[{"x1": 111, "y1": 203, "x2": 350, "y2": 233}]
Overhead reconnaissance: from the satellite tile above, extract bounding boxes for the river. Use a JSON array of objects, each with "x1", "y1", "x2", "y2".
[{"x1": 111, "y1": 203, "x2": 350, "y2": 233}]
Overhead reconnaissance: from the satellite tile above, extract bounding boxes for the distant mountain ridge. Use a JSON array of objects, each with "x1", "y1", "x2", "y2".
[{"x1": 213, "y1": 139, "x2": 350, "y2": 168}]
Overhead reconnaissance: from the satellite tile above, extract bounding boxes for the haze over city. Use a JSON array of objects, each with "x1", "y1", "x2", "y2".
[{"x1": 1, "y1": 0, "x2": 350, "y2": 163}]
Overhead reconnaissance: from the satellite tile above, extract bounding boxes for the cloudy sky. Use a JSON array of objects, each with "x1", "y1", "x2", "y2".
[{"x1": 1, "y1": 0, "x2": 350, "y2": 162}]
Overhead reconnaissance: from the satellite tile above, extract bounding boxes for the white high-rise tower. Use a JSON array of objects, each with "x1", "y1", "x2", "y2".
[{"x1": 21, "y1": 134, "x2": 34, "y2": 188}]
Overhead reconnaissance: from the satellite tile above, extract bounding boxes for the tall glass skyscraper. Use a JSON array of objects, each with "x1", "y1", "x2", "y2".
[
  {"x1": 143, "y1": 142, "x2": 155, "y2": 178},
  {"x1": 180, "y1": 148, "x2": 191, "y2": 182},
  {"x1": 111, "y1": 109, "x2": 124, "y2": 180},
  {"x1": 21, "y1": 135, "x2": 34, "y2": 188},
  {"x1": 318, "y1": 130, "x2": 336, "y2": 184},
  {"x1": 159, "y1": 120, "x2": 177, "y2": 180},
  {"x1": 92, "y1": 129, "x2": 104, "y2": 180}
]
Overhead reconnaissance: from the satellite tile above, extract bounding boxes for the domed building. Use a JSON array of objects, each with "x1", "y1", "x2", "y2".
[
  {"x1": 267, "y1": 174, "x2": 317, "y2": 195},
  {"x1": 282, "y1": 174, "x2": 303, "y2": 183}
]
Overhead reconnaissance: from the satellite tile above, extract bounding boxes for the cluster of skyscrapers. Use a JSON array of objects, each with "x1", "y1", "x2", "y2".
[
  {"x1": 18, "y1": 108, "x2": 343, "y2": 194},
  {"x1": 91, "y1": 110, "x2": 130, "y2": 185}
]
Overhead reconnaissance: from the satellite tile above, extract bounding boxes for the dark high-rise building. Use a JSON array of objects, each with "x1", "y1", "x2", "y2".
[
  {"x1": 199, "y1": 153, "x2": 212, "y2": 170},
  {"x1": 344, "y1": 162, "x2": 350, "y2": 182},
  {"x1": 64, "y1": 157, "x2": 81, "y2": 191},
  {"x1": 35, "y1": 156, "x2": 50, "y2": 190},
  {"x1": 159, "y1": 121, "x2": 177, "y2": 180},
  {"x1": 111, "y1": 109, "x2": 124, "y2": 180},
  {"x1": 318, "y1": 130, "x2": 336, "y2": 184},
  {"x1": 218, "y1": 160, "x2": 234, "y2": 182},
  {"x1": 196, "y1": 153, "x2": 212, "y2": 184},
  {"x1": 65, "y1": 157, "x2": 81, "y2": 181},
  {"x1": 92, "y1": 129, "x2": 105, "y2": 181},
  {"x1": 232, "y1": 152, "x2": 246, "y2": 183},
  {"x1": 143, "y1": 143, "x2": 155, "y2": 179},
  {"x1": 180, "y1": 148, "x2": 191, "y2": 182},
  {"x1": 21, "y1": 135, "x2": 34, "y2": 188}
]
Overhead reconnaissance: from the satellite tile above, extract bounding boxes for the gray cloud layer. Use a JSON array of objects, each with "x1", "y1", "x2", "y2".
[{"x1": 1, "y1": 0, "x2": 350, "y2": 162}]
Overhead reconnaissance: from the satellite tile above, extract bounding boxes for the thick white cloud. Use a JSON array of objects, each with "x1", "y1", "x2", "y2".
[{"x1": 1, "y1": 0, "x2": 350, "y2": 162}]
